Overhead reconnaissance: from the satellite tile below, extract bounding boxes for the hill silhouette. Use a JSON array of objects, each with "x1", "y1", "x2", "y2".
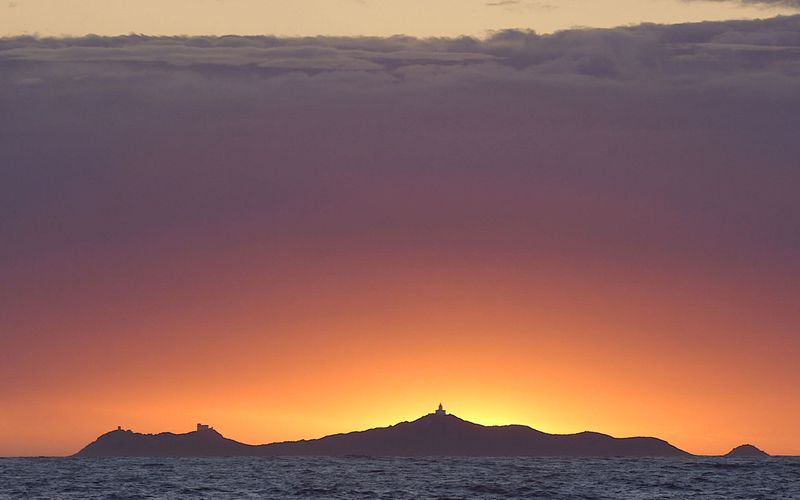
[
  {"x1": 76, "y1": 425, "x2": 258, "y2": 457},
  {"x1": 724, "y1": 444, "x2": 770, "y2": 458},
  {"x1": 75, "y1": 406, "x2": 690, "y2": 457}
]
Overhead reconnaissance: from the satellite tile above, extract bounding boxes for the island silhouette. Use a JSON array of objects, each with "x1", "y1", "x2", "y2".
[
  {"x1": 74, "y1": 404, "x2": 766, "y2": 458},
  {"x1": 724, "y1": 444, "x2": 770, "y2": 458}
]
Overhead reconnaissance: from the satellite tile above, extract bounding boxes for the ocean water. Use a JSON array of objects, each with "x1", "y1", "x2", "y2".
[{"x1": 1, "y1": 456, "x2": 798, "y2": 499}]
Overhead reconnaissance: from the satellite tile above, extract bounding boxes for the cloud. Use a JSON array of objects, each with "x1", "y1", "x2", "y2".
[
  {"x1": 485, "y1": 0, "x2": 558, "y2": 10},
  {"x1": 1, "y1": 15, "x2": 799, "y2": 284},
  {"x1": 2, "y1": 15, "x2": 799, "y2": 89},
  {"x1": 685, "y1": 0, "x2": 800, "y2": 8}
]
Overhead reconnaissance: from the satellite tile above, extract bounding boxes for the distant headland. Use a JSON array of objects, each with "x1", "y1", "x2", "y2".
[
  {"x1": 724, "y1": 444, "x2": 770, "y2": 458},
  {"x1": 74, "y1": 404, "x2": 767, "y2": 458}
]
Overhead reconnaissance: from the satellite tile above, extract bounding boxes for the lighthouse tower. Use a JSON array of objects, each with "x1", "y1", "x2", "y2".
[{"x1": 435, "y1": 403, "x2": 446, "y2": 416}]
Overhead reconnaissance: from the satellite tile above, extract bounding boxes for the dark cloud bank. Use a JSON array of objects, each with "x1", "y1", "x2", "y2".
[{"x1": 1, "y1": 15, "x2": 800, "y2": 313}]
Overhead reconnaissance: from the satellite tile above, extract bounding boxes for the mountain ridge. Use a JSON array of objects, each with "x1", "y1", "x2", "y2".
[{"x1": 75, "y1": 407, "x2": 694, "y2": 457}]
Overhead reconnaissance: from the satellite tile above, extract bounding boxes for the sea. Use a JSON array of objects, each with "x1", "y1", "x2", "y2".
[{"x1": 1, "y1": 456, "x2": 798, "y2": 499}]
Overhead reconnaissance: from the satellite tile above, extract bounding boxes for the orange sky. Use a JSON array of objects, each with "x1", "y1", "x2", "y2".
[{"x1": 3, "y1": 231, "x2": 798, "y2": 456}]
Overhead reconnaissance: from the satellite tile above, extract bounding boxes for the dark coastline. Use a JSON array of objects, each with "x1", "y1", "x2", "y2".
[{"x1": 75, "y1": 410, "x2": 694, "y2": 458}]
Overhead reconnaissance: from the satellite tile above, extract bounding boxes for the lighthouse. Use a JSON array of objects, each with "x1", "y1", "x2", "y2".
[{"x1": 435, "y1": 403, "x2": 446, "y2": 416}]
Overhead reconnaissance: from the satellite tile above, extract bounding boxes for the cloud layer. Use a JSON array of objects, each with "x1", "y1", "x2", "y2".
[
  {"x1": 698, "y1": 0, "x2": 800, "y2": 7},
  {"x1": 3, "y1": 14, "x2": 800, "y2": 87},
  {"x1": 3, "y1": 15, "x2": 799, "y2": 262}
]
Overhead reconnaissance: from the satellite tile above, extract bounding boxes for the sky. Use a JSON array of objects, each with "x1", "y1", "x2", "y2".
[
  {"x1": 1, "y1": 2, "x2": 800, "y2": 457},
  {"x1": 1, "y1": 0, "x2": 799, "y2": 37}
]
